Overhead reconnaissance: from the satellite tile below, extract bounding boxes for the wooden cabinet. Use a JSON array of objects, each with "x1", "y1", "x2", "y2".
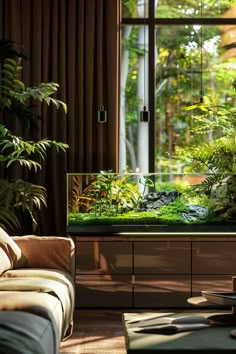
[
  {"x1": 75, "y1": 240, "x2": 133, "y2": 307},
  {"x1": 72, "y1": 236, "x2": 236, "y2": 308},
  {"x1": 191, "y1": 241, "x2": 236, "y2": 300},
  {"x1": 133, "y1": 241, "x2": 191, "y2": 307}
]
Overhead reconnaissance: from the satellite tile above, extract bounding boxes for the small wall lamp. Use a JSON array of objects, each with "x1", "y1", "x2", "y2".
[
  {"x1": 140, "y1": 105, "x2": 150, "y2": 123},
  {"x1": 97, "y1": 105, "x2": 107, "y2": 123}
]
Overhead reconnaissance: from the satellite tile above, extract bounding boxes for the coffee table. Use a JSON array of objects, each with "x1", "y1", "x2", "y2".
[{"x1": 122, "y1": 312, "x2": 236, "y2": 353}]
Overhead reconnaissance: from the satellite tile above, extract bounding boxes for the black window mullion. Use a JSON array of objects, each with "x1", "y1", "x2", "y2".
[{"x1": 122, "y1": 17, "x2": 236, "y2": 25}]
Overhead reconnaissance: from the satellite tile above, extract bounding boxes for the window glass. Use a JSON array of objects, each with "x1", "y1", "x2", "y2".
[
  {"x1": 155, "y1": 0, "x2": 201, "y2": 18},
  {"x1": 155, "y1": 0, "x2": 232, "y2": 18},
  {"x1": 122, "y1": 0, "x2": 148, "y2": 18},
  {"x1": 120, "y1": 25, "x2": 149, "y2": 173},
  {"x1": 121, "y1": 0, "x2": 236, "y2": 174},
  {"x1": 155, "y1": 24, "x2": 236, "y2": 172}
]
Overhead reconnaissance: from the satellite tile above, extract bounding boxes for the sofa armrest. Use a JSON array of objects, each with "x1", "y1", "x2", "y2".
[{"x1": 13, "y1": 236, "x2": 75, "y2": 278}]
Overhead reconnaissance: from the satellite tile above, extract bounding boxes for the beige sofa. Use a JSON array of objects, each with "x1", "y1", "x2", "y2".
[{"x1": 0, "y1": 227, "x2": 75, "y2": 354}]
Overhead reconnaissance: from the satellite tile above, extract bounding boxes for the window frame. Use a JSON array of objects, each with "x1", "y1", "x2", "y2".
[{"x1": 121, "y1": 0, "x2": 236, "y2": 172}]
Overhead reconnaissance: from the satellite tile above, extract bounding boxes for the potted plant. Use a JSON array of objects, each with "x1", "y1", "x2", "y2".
[{"x1": 0, "y1": 41, "x2": 68, "y2": 233}]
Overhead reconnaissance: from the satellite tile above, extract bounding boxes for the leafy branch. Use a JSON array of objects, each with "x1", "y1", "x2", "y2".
[
  {"x1": 175, "y1": 91, "x2": 236, "y2": 207},
  {"x1": 0, "y1": 58, "x2": 67, "y2": 125},
  {"x1": 0, "y1": 179, "x2": 47, "y2": 231},
  {"x1": 0, "y1": 124, "x2": 68, "y2": 171},
  {"x1": 0, "y1": 44, "x2": 68, "y2": 232}
]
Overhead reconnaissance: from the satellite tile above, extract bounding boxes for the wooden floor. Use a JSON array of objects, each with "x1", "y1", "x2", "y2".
[{"x1": 59, "y1": 309, "x2": 127, "y2": 354}]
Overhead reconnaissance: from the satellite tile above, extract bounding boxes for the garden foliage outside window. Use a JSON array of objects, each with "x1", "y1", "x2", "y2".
[{"x1": 120, "y1": 0, "x2": 236, "y2": 175}]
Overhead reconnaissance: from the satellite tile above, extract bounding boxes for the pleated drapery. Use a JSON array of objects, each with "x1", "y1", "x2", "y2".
[{"x1": 0, "y1": 0, "x2": 121, "y2": 235}]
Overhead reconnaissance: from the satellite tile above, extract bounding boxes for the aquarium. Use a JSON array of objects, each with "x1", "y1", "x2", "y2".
[{"x1": 67, "y1": 172, "x2": 236, "y2": 234}]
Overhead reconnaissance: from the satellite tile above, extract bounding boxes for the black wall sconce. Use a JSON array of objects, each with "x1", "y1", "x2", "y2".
[
  {"x1": 139, "y1": 17, "x2": 150, "y2": 124},
  {"x1": 140, "y1": 105, "x2": 150, "y2": 123},
  {"x1": 97, "y1": 105, "x2": 107, "y2": 123}
]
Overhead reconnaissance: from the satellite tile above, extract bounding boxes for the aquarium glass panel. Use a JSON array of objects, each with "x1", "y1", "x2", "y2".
[{"x1": 67, "y1": 172, "x2": 236, "y2": 234}]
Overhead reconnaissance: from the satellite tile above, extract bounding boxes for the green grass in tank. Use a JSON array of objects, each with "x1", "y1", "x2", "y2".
[
  {"x1": 68, "y1": 212, "x2": 185, "y2": 225},
  {"x1": 67, "y1": 199, "x2": 199, "y2": 225}
]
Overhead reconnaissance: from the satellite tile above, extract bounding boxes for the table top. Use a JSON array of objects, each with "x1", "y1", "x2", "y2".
[
  {"x1": 202, "y1": 291, "x2": 236, "y2": 306},
  {"x1": 122, "y1": 312, "x2": 236, "y2": 352},
  {"x1": 188, "y1": 292, "x2": 236, "y2": 307}
]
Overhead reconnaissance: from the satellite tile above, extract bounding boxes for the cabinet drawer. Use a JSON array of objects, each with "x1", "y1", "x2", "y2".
[
  {"x1": 192, "y1": 242, "x2": 236, "y2": 274},
  {"x1": 76, "y1": 241, "x2": 133, "y2": 274},
  {"x1": 134, "y1": 241, "x2": 191, "y2": 274},
  {"x1": 192, "y1": 275, "x2": 233, "y2": 308},
  {"x1": 134, "y1": 275, "x2": 191, "y2": 307},
  {"x1": 75, "y1": 274, "x2": 132, "y2": 307}
]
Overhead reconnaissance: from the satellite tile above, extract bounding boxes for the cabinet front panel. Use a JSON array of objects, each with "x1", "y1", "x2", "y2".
[
  {"x1": 75, "y1": 274, "x2": 132, "y2": 307},
  {"x1": 192, "y1": 275, "x2": 233, "y2": 302},
  {"x1": 134, "y1": 241, "x2": 191, "y2": 274},
  {"x1": 76, "y1": 241, "x2": 133, "y2": 274},
  {"x1": 134, "y1": 275, "x2": 191, "y2": 307},
  {"x1": 192, "y1": 242, "x2": 236, "y2": 274}
]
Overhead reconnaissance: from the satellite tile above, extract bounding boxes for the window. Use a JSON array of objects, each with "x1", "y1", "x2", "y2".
[{"x1": 120, "y1": 0, "x2": 236, "y2": 173}]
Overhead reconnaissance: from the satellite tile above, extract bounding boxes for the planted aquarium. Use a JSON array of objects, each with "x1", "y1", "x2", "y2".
[{"x1": 67, "y1": 171, "x2": 236, "y2": 234}]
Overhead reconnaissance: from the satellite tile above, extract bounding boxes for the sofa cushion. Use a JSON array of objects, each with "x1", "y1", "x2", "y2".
[
  {"x1": 2, "y1": 268, "x2": 75, "y2": 339},
  {"x1": 0, "y1": 227, "x2": 26, "y2": 276},
  {"x1": 13, "y1": 235, "x2": 75, "y2": 276},
  {"x1": 0, "y1": 310, "x2": 59, "y2": 354},
  {"x1": 0, "y1": 291, "x2": 63, "y2": 341},
  {"x1": 3, "y1": 268, "x2": 74, "y2": 306},
  {"x1": 0, "y1": 274, "x2": 74, "y2": 340}
]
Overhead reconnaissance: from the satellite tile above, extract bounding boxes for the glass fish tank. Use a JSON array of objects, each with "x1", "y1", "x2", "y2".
[{"x1": 67, "y1": 171, "x2": 236, "y2": 234}]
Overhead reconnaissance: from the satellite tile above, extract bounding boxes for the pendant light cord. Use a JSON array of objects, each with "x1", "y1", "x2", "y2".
[
  {"x1": 144, "y1": 5, "x2": 146, "y2": 108},
  {"x1": 200, "y1": 0, "x2": 203, "y2": 103}
]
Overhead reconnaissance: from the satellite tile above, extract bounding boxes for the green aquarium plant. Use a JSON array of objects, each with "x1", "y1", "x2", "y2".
[
  {"x1": 68, "y1": 171, "x2": 211, "y2": 226},
  {"x1": 139, "y1": 175, "x2": 154, "y2": 195},
  {"x1": 71, "y1": 171, "x2": 143, "y2": 217}
]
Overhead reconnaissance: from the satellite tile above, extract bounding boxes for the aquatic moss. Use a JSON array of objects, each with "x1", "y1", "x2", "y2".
[{"x1": 68, "y1": 207, "x2": 187, "y2": 225}]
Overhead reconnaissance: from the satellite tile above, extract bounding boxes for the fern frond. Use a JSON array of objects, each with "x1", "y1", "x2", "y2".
[
  {"x1": 200, "y1": 174, "x2": 225, "y2": 194},
  {"x1": 0, "y1": 124, "x2": 68, "y2": 171}
]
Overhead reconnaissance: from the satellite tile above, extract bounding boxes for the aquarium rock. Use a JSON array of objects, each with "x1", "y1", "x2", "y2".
[
  {"x1": 181, "y1": 205, "x2": 208, "y2": 222},
  {"x1": 137, "y1": 190, "x2": 180, "y2": 211}
]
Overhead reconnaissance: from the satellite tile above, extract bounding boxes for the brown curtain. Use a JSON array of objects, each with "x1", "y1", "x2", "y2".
[{"x1": 0, "y1": 0, "x2": 121, "y2": 235}]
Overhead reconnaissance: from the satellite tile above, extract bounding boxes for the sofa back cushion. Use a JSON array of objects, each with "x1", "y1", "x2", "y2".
[{"x1": 0, "y1": 227, "x2": 26, "y2": 275}]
